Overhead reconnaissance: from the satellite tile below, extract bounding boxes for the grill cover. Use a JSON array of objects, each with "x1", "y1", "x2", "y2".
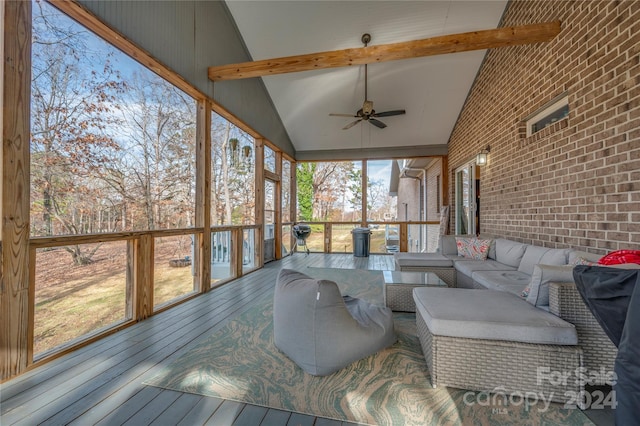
[{"x1": 573, "y1": 265, "x2": 640, "y2": 424}]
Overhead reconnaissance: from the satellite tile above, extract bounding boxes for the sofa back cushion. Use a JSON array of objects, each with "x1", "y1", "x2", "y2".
[
  {"x1": 439, "y1": 234, "x2": 472, "y2": 256},
  {"x1": 517, "y1": 246, "x2": 570, "y2": 276},
  {"x1": 525, "y1": 264, "x2": 575, "y2": 307},
  {"x1": 569, "y1": 250, "x2": 602, "y2": 265},
  {"x1": 494, "y1": 239, "x2": 528, "y2": 268}
]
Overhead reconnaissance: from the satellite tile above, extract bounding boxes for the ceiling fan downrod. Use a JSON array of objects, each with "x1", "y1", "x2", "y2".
[{"x1": 362, "y1": 33, "x2": 371, "y2": 103}]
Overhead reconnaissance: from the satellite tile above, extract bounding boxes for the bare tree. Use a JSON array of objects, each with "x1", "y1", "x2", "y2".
[
  {"x1": 31, "y1": 1, "x2": 126, "y2": 264},
  {"x1": 111, "y1": 72, "x2": 196, "y2": 231}
]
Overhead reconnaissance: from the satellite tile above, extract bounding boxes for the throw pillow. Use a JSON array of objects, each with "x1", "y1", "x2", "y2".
[
  {"x1": 572, "y1": 256, "x2": 597, "y2": 266},
  {"x1": 526, "y1": 264, "x2": 575, "y2": 307},
  {"x1": 598, "y1": 250, "x2": 640, "y2": 266},
  {"x1": 455, "y1": 237, "x2": 492, "y2": 260}
]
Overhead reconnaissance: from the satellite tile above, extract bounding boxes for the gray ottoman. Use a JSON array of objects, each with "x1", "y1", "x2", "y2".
[
  {"x1": 274, "y1": 269, "x2": 396, "y2": 376},
  {"x1": 393, "y1": 253, "x2": 456, "y2": 287},
  {"x1": 413, "y1": 287, "x2": 583, "y2": 403}
]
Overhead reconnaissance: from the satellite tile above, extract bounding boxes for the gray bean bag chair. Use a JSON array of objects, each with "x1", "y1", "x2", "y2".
[{"x1": 273, "y1": 268, "x2": 396, "y2": 376}]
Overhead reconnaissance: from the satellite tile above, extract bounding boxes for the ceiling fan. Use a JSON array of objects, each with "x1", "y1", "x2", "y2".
[{"x1": 329, "y1": 34, "x2": 406, "y2": 130}]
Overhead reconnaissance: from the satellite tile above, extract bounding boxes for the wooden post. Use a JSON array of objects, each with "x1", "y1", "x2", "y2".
[
  {"x1": 134, "y1": 234, "x2": 154, "y2": 319},
  {"x1": 400, "y1": 223, "x2": 409, "y2": 253},
  {"x1": 324, "y1": 223, "x2": 332, "y2": 253},
  {"x1": 231, "y1": 228, "x2": 243, "y2": 278},
  {"x1": 0, "y1": 0, "x2": 3, "y2": 224},
  {"x1": 441, "y1": 155, "x2": 449, "y2": 207},
  {"x1": 254, "y1": 139, "x2": 265, "y2": 269},
  {"x1": 290, "y1": 159, "x2": 297, "y2": 223},
  {"x1": 1, "y1": 0, "x2": 32, "y2": 381},
  {"x1": 274, "y1": 149, "x2": 282, "y2": 260},
  {"x1": 195, "y1": 100, "x2": 211, "y2": 291}
]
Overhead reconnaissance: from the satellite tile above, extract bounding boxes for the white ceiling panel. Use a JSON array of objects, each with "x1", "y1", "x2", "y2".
[{"x1": 224, "y1": 0, "x2": 508, "y2": 155}]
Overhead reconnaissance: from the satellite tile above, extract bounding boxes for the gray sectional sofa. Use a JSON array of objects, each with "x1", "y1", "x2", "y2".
[{"x1": 394, "y1": 235, "x2": 621, "y2": 402}]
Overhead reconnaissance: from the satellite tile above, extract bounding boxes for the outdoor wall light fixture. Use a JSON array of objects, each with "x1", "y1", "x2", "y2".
[{"x1": 476, "y1": 145, "x2": 491, "y2": 166}]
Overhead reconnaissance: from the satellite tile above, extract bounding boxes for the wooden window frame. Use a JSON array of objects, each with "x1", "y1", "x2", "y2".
[{"x1": 1, "y1": 0, "x2": 295, "y2": 381}]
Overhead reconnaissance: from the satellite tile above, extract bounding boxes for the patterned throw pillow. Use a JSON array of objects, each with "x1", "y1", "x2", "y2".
[
  {"x1": 455, "y1": 237, "x2": 492, "y2": 260},
  {"x1": 572, "y1": 257, "x2": 596, "y2": 266}
]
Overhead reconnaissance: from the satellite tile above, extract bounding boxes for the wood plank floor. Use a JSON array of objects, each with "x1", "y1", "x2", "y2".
[{"x1": 1, "y1": 254, "x2": 394, "y2": 426}]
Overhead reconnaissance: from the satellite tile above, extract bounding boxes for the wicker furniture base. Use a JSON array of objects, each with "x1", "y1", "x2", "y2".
[
  {"x1": 549, "y1": 281, "x2": 617, "y2": 373},
  {"x1": 395, "y1": 266, "x2": 456, "y2": 288},
  {"x1": 383, "y1": 272, "x2": 447, "y2": 312},
  {"x1": 416, "y1": 312, "x2": 584, "y2": 404}
]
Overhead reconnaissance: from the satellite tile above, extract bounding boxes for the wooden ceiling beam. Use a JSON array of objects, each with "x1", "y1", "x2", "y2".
[{"x1": 208, "y1": 21, "x2": 561, "y2": 81}]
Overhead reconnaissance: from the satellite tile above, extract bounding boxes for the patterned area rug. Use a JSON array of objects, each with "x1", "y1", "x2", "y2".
[{"x1": 144, "y1": 267, "x2": 592, "y2": 425}]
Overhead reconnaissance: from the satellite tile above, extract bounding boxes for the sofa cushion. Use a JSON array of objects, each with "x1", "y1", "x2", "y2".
[
  {"x1": 494, "y1": 239, "x2": 528, "y2": 268},
  {"x1": 525, "y1": 264, "x2": 576, "y2": 307},
  {"x1": 394, "y1": 252, "x2": 454, "y2": 268},
  {"x1": 517, "y1": 246, "x2": 570, "y2": 276},
  {"x1": 569, "y1": 250, "x2": 602, "y2": 266},
  {"x1": 472, "y1": 270, "x2": 530, "y2": 295},
  {"x1": 455, "y1": 237, "x2": 492, "y2": 260},
  {"x1": 454, "y1": 259, "x2": 516, "y2": 278},
  {"x1": 413, "y1": 287, "x2": 578, "y2": 345},
  {"x1": 439, "y1": 235, "x2": 471, "y2": 256},
  {"x1": 443, "y1": 254, "x2": 466, "y2": 261}
]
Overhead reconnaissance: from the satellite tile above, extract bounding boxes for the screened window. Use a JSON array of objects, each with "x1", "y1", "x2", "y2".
[
  {"x1": 282, "y1": 159, "x2": 291, "y2": 223},
  {"x1": 367, "y1": 160, "x2": 398, "y2": 222},
  {"x1": 210, "y1": 111, "x2": 256, "y2": 225},
  {"x1": 29, "y1": 0, "x2": 198, "y2": 356},
  {"x1": 30, "y1": 0, "x2": 196, "y2": 236},
  {"x1": 264, "y1": 145, "x2": 276, "y2": 173},
  {"x1": 296, "y1": 161, "x2": 362, "y2": 222}
]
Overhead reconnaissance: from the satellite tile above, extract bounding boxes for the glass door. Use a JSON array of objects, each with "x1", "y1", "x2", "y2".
[
  {"x1": 455, "y1": 163, "x2": 476, "y2": 235},
  {"x1": 264, "y1": 179, "x2": 276, "y2": 262}
]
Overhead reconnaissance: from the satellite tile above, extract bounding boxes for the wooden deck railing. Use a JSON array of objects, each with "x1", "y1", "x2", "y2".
[
  {"x1": 27, "y1": 225, "x2": 261, "y2": 363},
  {"x1": 285, "y1": 221, "x2": 441, "y2": 255}
]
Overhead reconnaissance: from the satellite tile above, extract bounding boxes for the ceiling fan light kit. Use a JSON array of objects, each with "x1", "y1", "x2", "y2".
[{"x1": 328, "y1": 33, "x2": 407, "y2": 130}]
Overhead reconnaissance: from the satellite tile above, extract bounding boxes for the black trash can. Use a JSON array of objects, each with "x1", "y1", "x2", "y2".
[{"x1": 351, "y1": 227, "x2": 371, "y2": 257}]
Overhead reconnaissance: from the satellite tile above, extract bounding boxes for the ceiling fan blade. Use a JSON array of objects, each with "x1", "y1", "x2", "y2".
[
  {"x1": 343, "y1": 119, "x2": 362, "y2": 130},
  {"x1": 373, "y1": 109, "x2": 406, "y2": 117},
  {"x1": 208, "y1": 21, "x2": 561, "y2": 81},
  {"x1": 329, "y1": 113, "x2": 357, "y2": 117},
  {"x1": 369, "y1": 118, "x2": 387, "y2": 129}
]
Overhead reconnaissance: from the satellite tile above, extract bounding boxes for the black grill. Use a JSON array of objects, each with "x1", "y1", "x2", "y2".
[{"x1": 292, "y1": 224, "x2": 311, "y2": 255}]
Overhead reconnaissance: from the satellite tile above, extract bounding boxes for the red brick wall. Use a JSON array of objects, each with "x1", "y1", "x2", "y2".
[{"x1": 448, "y1": 0, "x2": 640, "y2": 253}]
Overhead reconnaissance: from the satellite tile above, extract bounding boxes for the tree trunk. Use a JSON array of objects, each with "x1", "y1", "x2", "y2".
[
  {"x1": 43, "y1": 184, "x2": 52, "y2": 236},
  {"x1": 221, "y1": 122, "x2": 233, "y2": 225}
]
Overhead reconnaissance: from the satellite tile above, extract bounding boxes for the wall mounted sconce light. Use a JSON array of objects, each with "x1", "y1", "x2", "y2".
[{"x1": 476, "y1": 145, "x2": 491, "y2": 166}]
